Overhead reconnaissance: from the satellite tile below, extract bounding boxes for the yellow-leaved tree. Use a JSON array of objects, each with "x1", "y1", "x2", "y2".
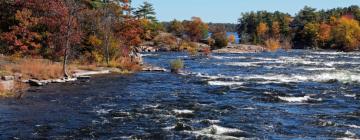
[
  {"x1": 256, "y1": 22, "x2": 268, "y2": 42},
  {"x1": 332, "y1": 17, "x2": 360, "y2": 51}
]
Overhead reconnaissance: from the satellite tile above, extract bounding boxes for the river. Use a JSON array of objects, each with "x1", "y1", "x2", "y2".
[{"x1": 0, "y1": 50, "x2": 359, "y2": 139}]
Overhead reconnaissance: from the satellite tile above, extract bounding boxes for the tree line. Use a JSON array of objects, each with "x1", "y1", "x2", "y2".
[{"x1": 237, "y1": 5, "x2": 360, "y2": 51}]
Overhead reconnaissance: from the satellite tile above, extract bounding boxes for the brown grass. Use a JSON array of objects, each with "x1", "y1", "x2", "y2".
[
  {"x1": 264, "y1": 38, "x2": 281, "y2": 52},
  {"x1": 108, "y1": 57, "x2": 142, "y2": 72},
  {"x1": 3, "y1": 59, "x2": 63, "y2": 80}
]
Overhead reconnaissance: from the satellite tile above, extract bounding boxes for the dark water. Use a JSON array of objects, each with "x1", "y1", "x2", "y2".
[{"x1": 1, "y1": 50, "x2": 360, "y2": 139}]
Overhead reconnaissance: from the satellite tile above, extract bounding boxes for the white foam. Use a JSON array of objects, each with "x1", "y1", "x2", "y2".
[
  {"x1": 163, "y1": 125, "x2": 176, "y2": 130},
  {"x1": 173, "y1": 109, "x2": 194, "y2": 114},
  {"x1": 344, "y1": 94, "x2": 356, "y2": 98},
  {"x1": 211, "y1": 55, "x2": 248, "y2": 60},
  {"x1": 208, "y1": 81, "x2": 244, "y2": 86},
  {"x1": 346, "y1": 124, "x2": 360, "y2": 129},
  {"x1": 278, "y1": 96, "x2": 311, "y2": 103},
  {"x1": 95, "y1": 109, "x2": 112, "y2": 115},
  {"x1": 200, "y1": 70, "x2": 360, "y2": 84},
  {"x1": 187, "y1": 125, "x2": 246, "y2": 140},
  {"x1": 299, "y1": 67, "x2": 336, "y2": 71},
  {"x1": 224, "y1": 62, "x2": 260, "y2": 67},
  {"x1": 140, "y1": 54, "x2": 157, "y2": 57},
  {"x1": 345, "y1": 130, "x2": 357, "y2": 137}
]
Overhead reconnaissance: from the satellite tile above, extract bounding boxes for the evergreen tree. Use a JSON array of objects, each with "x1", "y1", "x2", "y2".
[{"x1": 134, "y1": 1, "x2": 156, "y2": 21}]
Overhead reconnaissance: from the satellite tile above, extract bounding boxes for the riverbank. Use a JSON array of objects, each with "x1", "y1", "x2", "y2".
[{"x1": 0, "y1": 55, "x2": 167, "y2": 97}]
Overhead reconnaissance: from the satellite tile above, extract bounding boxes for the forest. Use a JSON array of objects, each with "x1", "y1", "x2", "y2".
[{"x1": 237, "y1": 5, "x2": 360, "y2": 51}]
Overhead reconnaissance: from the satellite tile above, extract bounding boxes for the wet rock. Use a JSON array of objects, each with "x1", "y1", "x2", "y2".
[
  {"x1": 110, "y1": 111, "x2": 130, "y2": 118},
  {"x1": 77, "y1": 76, "x2": 91, "y2": 80},
  {"x1": 28, "y1": 79, "x2": 46, "y2": 86},
  {"x1": 51, "y1": 79, "x2": 66, "y2": 83},
  {"x1": 1, "y1": 75, "x2": 14, "y2": 81},
  {"x1": 174, "y1": 122, "x2": 193, "y2": 131},
  {"x1": 208, "y1": 86, "x2": 230, "y2": 95}
]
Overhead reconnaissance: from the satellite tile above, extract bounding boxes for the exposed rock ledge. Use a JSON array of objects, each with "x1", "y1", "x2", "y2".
[
  {"x1": 142, "y1": 64, "x2": 167, "y2": 72},
  {"x1": 212, "y1": 44, "x2": 265, "y2": 53},
  {"x1": 22, "y1": 70, "x2": 112, "y2": 86}
]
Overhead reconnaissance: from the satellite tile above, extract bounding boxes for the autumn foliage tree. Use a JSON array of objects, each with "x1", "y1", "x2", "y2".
[
  {"x1": 211, "y1": 26, "x2": 228, "y2": 50},
  {"x1": 0, "y1": 8, "x2": 41, "y2": 56},
  {"x1": 256, "y1": 22, "x2": 268, "y2": 43},
  {"x1": 184, "y1": 17, "x2": 209, "y2": 42},
  {"x1": 331, "y1": 16, "x2": 360, "y2": 51},
  {"x1": 0, "y1": 0, "x2": 145, "y2": 77},
  {"x1": 228, "y1": 34, "x2": 236, "y2": 44}
]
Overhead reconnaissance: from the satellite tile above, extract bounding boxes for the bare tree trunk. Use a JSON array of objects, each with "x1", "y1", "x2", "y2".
[
  {"x1": 63, "y1": 9, "x2": 74, "y2": 78},
  {"x1": 105, "y1": 34, "x2": 110, "y2": 66}
]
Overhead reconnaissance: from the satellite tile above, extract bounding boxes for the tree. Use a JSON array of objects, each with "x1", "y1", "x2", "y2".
[
  {"x1": 134, "y1": 1, "x2": 156, "y2": 21},
  {"x1": 60, "y1": 0, "x2": 82, "y2": 77},
  {"x1": 211, "y1": 26, "x2": 228, "y2": 49},
  {"x1": 228, "y1": 34, "x2": 236, "y2": 44},
  {"x1": 318, "y1": 22, "x2": 331, "y2": 48},
  {"x1": 256, "y1": 22, "x2": 268, "y2": 43},
  {"x1": 184, "y1": 17, "x2": 209, "y2": 42},
  {"x1": 168, "y1": 19, "x2": 185, "y2": 37},
  {"x1": 271, "y1": 21, "x2": 280, "y2": 39},
  {"x1": 293, "y1": 6, "x2": 319, "y2": 27},
  {"x1": 331, "y1": 16, "x2": 360, "y2": 51},
  {"x1": 303, "y1": 22, "x2": 320, "y2": 49},
  {"x1": 0, "y1": 8, "x2": 42, "y2": 55}
]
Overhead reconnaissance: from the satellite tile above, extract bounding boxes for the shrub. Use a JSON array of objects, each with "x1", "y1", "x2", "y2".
[
  {"x1": 170, "y1": 59, "x2": 184, "y2": 73},
  {"x1": 264, "y1": 38, "x2": 281, "y2": 52},
  {"x1": 202, "y1": 47, "x2": 211, "y2": 56}
]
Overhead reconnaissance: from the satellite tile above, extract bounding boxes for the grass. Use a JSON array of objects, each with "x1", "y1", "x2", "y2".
[
  {"x1": 107, "y1": 57, "x2": 142, "y2": 72},
  {"x1": 2, "y1": 58, "x2": 63, "y2": 80}
]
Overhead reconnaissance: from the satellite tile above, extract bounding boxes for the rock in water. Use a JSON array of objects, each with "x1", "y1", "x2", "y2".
[
  {"x1": 174, "y1": 122, "x2": 193, "y2": 131},
  {"x1": 28, "y1": 79, "x2": 45, "y2": 86},
  {"x1": 1, "y1": 76, "x2": 14, "y2": 81}
]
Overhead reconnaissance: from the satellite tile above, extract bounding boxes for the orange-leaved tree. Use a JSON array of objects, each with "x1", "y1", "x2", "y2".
[{"x1": 331, "y1": 16, "x2": 360, "y2": 51}]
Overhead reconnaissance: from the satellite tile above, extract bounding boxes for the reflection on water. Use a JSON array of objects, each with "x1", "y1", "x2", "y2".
[{"x1": 0, "y1": 50, "x2": 359, "y2": 139}]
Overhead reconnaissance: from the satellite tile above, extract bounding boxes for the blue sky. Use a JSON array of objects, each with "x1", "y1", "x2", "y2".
[{"x1": 132, "y1": 0, "x2": 360, "y2": 23}]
